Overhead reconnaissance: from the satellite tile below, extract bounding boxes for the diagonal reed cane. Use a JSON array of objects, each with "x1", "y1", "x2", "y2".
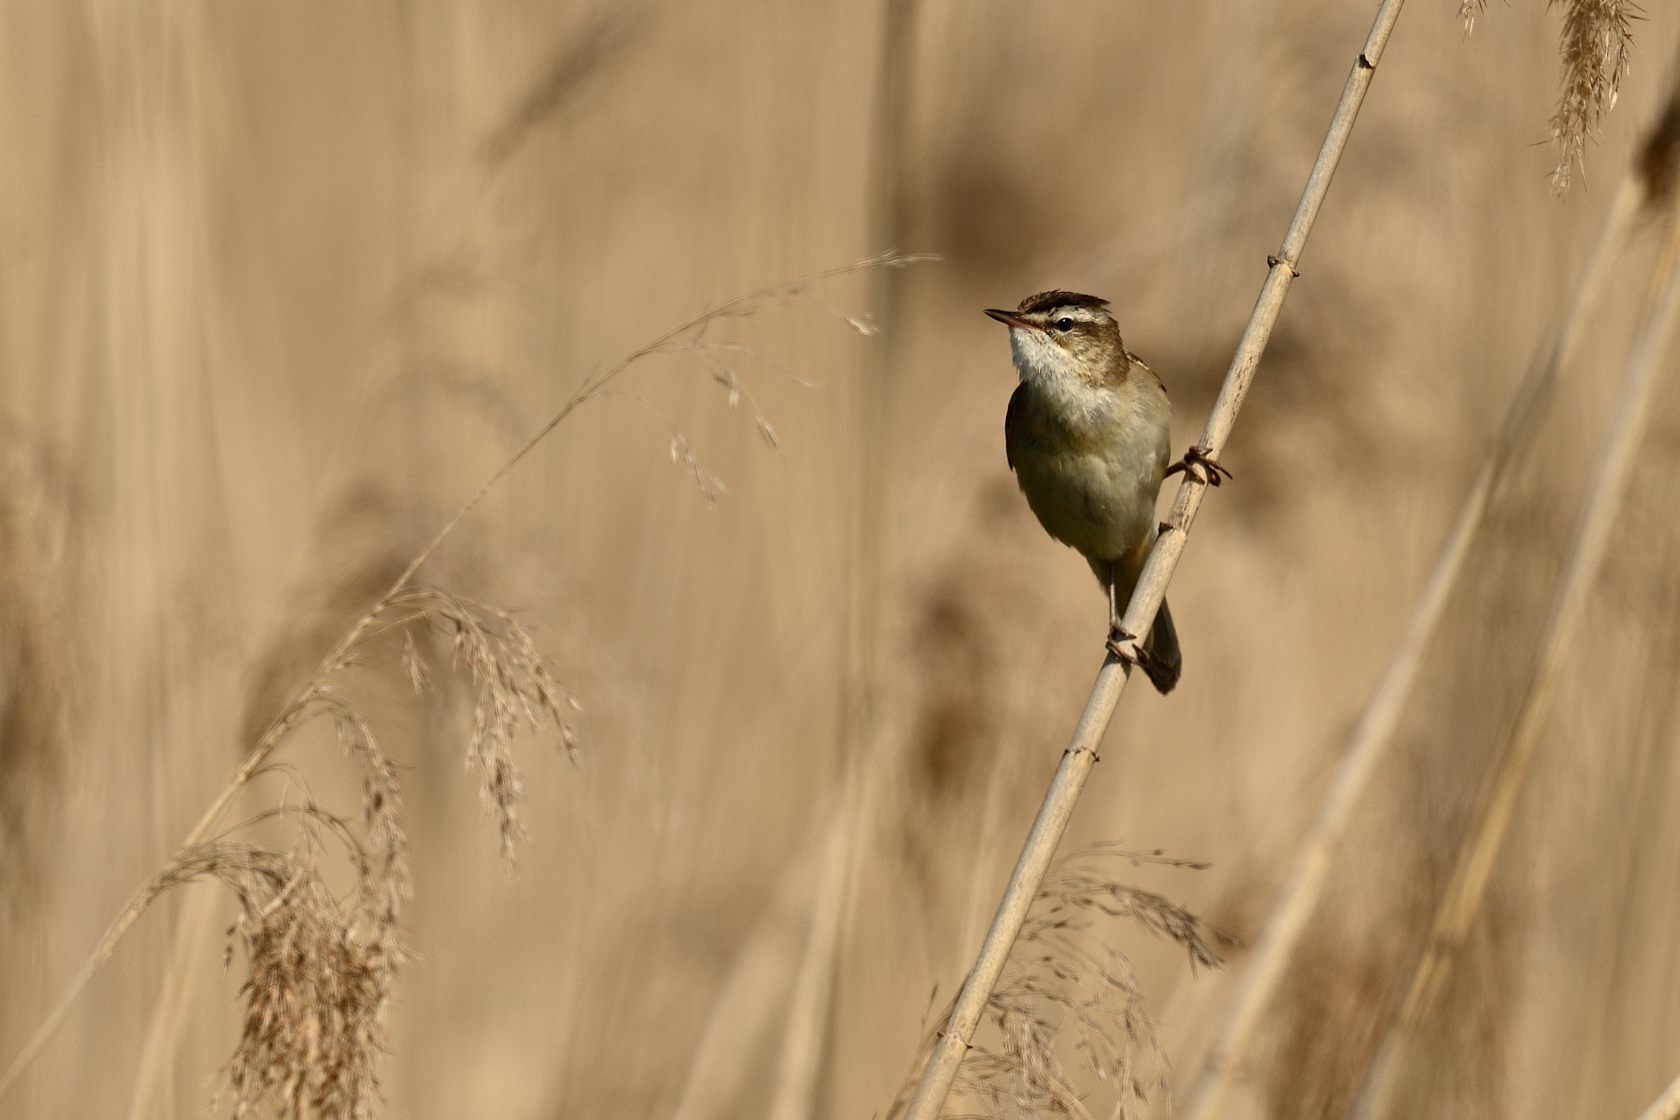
[
  {"x1": 894, "y1": 1, "x2": 1407, "y2": 1116},
  {"x1": 1348, "y1": 139, "x2": 1680, "y2": 1120}
]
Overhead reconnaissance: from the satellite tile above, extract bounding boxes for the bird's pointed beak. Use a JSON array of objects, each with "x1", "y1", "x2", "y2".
[{"x1": 985, "y1": 308, "x2": 1037, "y2": 331}]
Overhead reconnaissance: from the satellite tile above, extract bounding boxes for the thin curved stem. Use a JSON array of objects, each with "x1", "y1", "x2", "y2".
[{"x1": 0, "y1": 251, "x2": 927, "y2": 1106}]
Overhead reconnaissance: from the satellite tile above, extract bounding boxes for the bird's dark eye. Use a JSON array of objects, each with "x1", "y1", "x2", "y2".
[{"x1": 1054, "y1": 318, "x2": 1074, "y2": 332}]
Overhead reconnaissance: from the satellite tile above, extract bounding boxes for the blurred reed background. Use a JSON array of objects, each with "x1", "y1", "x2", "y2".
[{"x1": 2, "y1": 2, "x2": 1680, "y2": 1119}]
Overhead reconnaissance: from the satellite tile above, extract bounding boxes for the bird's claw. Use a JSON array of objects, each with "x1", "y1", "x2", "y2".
[
  {"x1": 1165, "y1": 445, "x2": 1233, "y2": 487},
  {"x1": 1106, "y1": 627, "x2": 1139, "y2": 663},
  {"x1": 1107, "y1": 631, "x2": 1161, "y2": 680}
]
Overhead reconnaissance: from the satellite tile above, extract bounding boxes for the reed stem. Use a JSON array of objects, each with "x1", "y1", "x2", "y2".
[{"x1": 895, "y1": 2, "x2": 1406, "y2": 1115}]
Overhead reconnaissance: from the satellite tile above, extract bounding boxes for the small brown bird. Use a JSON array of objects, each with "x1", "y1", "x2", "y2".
[{"x1": 988, "y1": 291, "x2": 1182, "y2": 693}]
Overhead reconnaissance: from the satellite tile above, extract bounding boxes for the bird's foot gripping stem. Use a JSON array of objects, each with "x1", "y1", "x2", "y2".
[
  {"x1": 1106, "y1": 627, "x2": 1158, "y2": 679},
  {"x1": 1165, "y1": 445, "x2": 1233, "y2": 487}
]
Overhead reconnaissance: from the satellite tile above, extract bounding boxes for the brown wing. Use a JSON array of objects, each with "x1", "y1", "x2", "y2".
[
  {"x1": 1122, "y1": 350, "x2": 1168, "y2": 395},
  {"x1": 1004, "y1": 381, "x2": 1030, "y2": 473}
]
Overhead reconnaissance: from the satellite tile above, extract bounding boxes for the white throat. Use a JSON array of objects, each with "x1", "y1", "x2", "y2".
[{"x1": 1009, "y1": 328, "x2": 1077, "y2": 384}]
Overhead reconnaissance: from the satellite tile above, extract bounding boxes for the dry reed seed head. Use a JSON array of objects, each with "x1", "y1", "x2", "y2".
[
  {"x1": 400, "y1": 629, "x2": 431, "y2": 695},
  {"x1": 711, "y1": 362, "x2": 741, "y2": 408},
  {"x1": 156, "y1": 825, "x2": 401, "y2": 1120},
  {"x1": 316, "y1": 697, "x2": 411, "y2": 926},
  {"x1": 919, "y1": 848, "x2": 1223, "y2": 1120},
  {"x1": 669, "y1": 432, "x2": 729, "y2": 504},
  {"x1": 1551, "y1": 0, "x2": 1639, "y2": 193},
  {"x1": 608, "y1": 253, "x2": 939, "y2": 506},
  {"x1": 384, "y1": 588, "x2": 578, "y2": 858}
]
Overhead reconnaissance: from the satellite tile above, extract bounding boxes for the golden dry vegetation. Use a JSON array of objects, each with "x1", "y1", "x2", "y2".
[{"x1": 3, "y1": 3, "x2": 1680, "y2": 1119}]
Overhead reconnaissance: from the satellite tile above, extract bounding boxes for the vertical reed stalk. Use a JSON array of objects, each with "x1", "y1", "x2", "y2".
[
  {"x1": 894, "y1": 2, "x2": 1407, "y2": 1116},
  {"x1": 1178, "y1": 166, "x2": 1644, "y2": 1120},
  {"x1": 1348, "y1": 186, "x2": 1680, "y2": 1120},
  {"x1": 765, "y1": 7, "x2": 921, "y2": 1119}
]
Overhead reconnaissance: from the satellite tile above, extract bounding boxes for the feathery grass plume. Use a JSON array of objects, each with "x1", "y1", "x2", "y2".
[
  {"x1": 1461, "y1": 0, "x2": 1638, "y2": 191},
  {"x1": 1551, "y1": 0, "x2": 1638, "y2": 192},
  {"x1": 158, "y1": 805, "x2": 397, "y2": 1120},
  {"x1": 0, "y1": 252, "x2": 935, "y2": 1112},
  {"x1": 891, "y1": 848, "x2": 1225, "y2": 1120},
  {"x1": 214, "y1": 683, "x2": 411, "y2": 1117},
  {"x1": 383, "y1": 588, "x2": 577, "y2": 857}
]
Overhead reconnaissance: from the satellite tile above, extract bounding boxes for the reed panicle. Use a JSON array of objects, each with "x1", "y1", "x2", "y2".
[
  {"x1": 1460, "y1": 0, "x2": 1638, "y2": 191},
  {"x1": 0, "y1": 252, "x2": 930, "y2": 1117},
  {"x1": 175, "y1": 807, "x2": 396, "y2": 1120},
  {"x1": 891, "y1": 848, "x2": 1226, "y2": 1120},
  {"x1": 1550, "y1": 0, "x2": 1638, "y2": 191},
  {"x1": 383, "y1": 588, "x2": 578, "y2": 858}
]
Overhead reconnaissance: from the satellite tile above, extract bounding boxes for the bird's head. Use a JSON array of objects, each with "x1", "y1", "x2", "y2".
[{"x1": 985, "y1": 291, "x2": 1125, "y2": 387}]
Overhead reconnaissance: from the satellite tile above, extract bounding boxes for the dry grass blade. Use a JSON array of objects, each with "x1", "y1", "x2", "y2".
[
  {"x1": 1347, "y1": 144, "x2": 1680, "y2": 1120},
  {"x1": 893, "y1": 3, "x2": 1406, "y2": 1117},
  {"x1": 0, "y1": 252, "x2": 933, "y2": 1109}
]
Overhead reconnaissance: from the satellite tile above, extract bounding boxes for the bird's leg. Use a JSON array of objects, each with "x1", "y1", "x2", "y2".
[
  {"x1": 1104, "y1": 561, "x2": 1164, "y2": 676},
  {"x1": 1105, "y1": 562, "x2": 1141, "y2": 662},
  {"x1": 1165, "y1": 444, "x2": 1234, "y2": 487}
]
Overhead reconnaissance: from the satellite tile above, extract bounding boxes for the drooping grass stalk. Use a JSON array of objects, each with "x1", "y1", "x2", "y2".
[
  {"x1": 1347, "y1": 178, "x2": 1680, "y2": 1120},
  {"x1": 1178, "y1": 162, "x2": 1647, "y2": 1120},
  {"x1": 893, "y1": 2, "x2": 1407, "y2": 1116},
  {"x1": 0, "y1": 252, "x2": 927, "y2": 1108},
  {"x1": 1637, "y1": 1068, "x2": 1680, "y2": 1120}
]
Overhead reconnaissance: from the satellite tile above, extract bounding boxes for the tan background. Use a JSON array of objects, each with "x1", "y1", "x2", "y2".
[{"x1": 3, "y1": 2, "x2": 1680, "y2": 1118}]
